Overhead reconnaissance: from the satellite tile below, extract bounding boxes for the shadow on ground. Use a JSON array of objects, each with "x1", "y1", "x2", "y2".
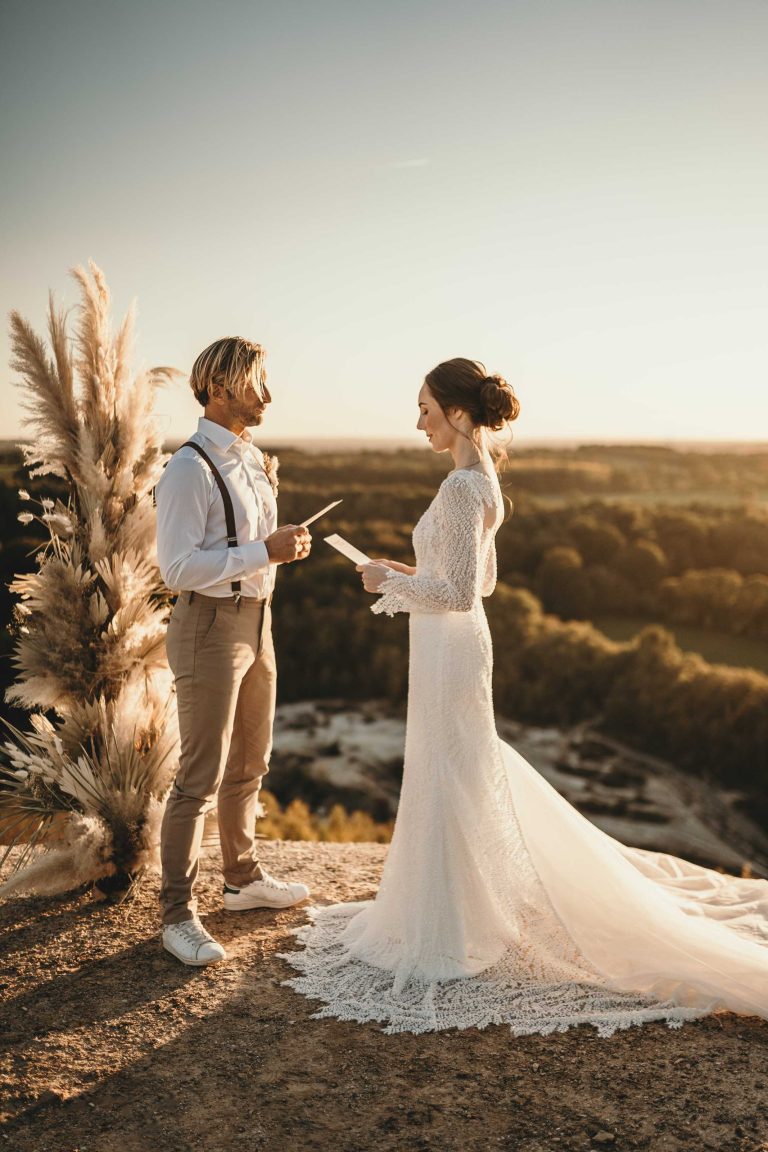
[{"x1": 2, "y1": 841, "x2": 767, "y2": 1152}]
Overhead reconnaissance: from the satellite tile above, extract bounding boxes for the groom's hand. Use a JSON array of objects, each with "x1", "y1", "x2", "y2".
[{"x1": 265, "y1": 525, "x2": 312, "y2": 564}]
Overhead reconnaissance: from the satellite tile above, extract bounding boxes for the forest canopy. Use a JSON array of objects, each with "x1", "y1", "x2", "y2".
[{"x1": 2, "y1": 439, "x2": 767, "y2": 822}]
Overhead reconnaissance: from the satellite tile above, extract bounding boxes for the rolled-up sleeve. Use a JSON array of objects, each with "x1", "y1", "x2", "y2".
[{"x1": 155, "y1": 457, "x2": 270, "y2": 591}]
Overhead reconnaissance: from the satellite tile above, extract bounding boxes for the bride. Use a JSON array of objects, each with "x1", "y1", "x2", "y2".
[{"x1": 281, "y1": 357, "x2": 768, "y2": 1036}]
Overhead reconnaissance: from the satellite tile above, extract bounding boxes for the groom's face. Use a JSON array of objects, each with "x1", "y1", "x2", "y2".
[{"x1": 227, "y1": 372, "x2": 272, "y2": 428}]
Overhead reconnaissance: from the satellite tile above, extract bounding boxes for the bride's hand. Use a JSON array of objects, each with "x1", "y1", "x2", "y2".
[
  {"x1": 369, "y1": 558, "x2": 417, "y2": 576},
  {"x1": 355, "y1": 562, "x2": 392, "y2": 593}
]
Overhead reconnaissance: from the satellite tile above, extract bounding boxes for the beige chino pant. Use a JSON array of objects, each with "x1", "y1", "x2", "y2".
[{"x1": 160, "y1": 591, "x2": 276, "y2": 925}]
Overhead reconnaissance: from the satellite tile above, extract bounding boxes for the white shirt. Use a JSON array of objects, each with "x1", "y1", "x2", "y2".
[{"x1": 155, "y1": 417, "x2": 277, "y2": 598}]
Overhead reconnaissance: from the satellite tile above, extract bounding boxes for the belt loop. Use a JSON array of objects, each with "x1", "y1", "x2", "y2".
[{"x1": 187, "y1": 591, "x2": 195, "y2": 605}]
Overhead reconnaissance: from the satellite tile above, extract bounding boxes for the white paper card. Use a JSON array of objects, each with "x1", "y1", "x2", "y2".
[
  {"x1": 300, "y1": 499, "x2": 342, "y2": 528},
  {"x1": 324, "y1": 534, "x2": 372, "y2": 566}
]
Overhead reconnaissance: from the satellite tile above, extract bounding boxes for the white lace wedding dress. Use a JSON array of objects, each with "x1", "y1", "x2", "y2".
[{"x1": 281, "y1": 468, "x2": 768, "y2": 1036}]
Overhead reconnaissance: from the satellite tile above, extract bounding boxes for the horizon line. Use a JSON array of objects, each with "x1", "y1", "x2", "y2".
[{"x1": 1, "y1": 434, "x2": 767, "y2": 453}]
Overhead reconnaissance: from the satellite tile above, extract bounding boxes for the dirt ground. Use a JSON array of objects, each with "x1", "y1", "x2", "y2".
[{"x1": 1, "y1": 840, "x2": 768, "y2": 1152}]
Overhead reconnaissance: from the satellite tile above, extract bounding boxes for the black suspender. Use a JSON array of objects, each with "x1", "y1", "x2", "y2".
[{"x1": 181, "y1": 441, "x2": 242, "y2": 602}]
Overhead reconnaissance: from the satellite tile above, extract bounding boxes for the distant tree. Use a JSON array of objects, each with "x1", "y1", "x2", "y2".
[
  {"x1": 605, "y1": 626, "x2": 768, "y2": 790},
  {"x1": 654, "y1": 511, "x2": 710, "y2": 573},
  {"x1": 615, "y1": 539, "x2": 668, "y2": 590},
  {"x1": 738, "y1": 574, "x2": 768, "y2": 636},
  {"x1": 709, "y1": 515, "x2": 768, "y2": 576},
  {"x1": 568, "y1": 515, "x2": 626, "y2": 565},
  {"x1": 606, "y1": 505, "x2": 651, "y2": 539},
  {"x1": 585, "y1": 564, "x2": 637, "y2": 614},
  {"x1": 660, "y1": 568, "x2": 742, "y2": 629},
  {"x1": 535, "y1": 546, "x2": 593, "y2": 619}
]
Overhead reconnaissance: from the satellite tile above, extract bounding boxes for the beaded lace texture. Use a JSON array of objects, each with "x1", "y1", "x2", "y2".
[{"x1": 281, "y1": 469, "x2": 768, "y2": 1036}]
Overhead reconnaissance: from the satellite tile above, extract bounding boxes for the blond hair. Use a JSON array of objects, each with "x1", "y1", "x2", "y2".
[{"x1": 189, "y1": 337, "x2": 267, "y2": 406}]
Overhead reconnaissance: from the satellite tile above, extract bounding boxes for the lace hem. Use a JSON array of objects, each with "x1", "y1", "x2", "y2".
[{"x1": 279, "y1": 904, "x2": 711, "y2": 1037}]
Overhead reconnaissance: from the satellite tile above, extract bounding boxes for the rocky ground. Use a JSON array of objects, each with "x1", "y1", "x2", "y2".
[{"x1": 2, "y1": 840, "x2": 768, "y2": 1152}]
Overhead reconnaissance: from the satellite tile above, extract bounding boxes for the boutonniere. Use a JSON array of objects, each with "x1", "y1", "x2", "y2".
[{"x1": 262, "y1": 452, "x2": 279, "y2": 496}]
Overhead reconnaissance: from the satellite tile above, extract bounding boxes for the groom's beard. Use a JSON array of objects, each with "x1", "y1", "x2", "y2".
[{"x1": 229, "y1": 395, "x2": 267, "y2": 428}]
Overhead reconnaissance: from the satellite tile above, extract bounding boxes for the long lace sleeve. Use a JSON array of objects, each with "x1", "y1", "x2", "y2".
[{"x1": 371, "y1": 474, "x2": 488, "y2": 616}]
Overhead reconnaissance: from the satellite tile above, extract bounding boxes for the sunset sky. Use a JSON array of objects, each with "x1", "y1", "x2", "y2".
[{"x1": 1, "y1": 0, "x2": 766, "y2": 444}]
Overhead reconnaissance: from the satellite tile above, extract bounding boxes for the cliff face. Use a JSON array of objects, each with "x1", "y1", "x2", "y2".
[
  {"x1": 1, "y1": 839, "x2": 767, "y2": 1152},
  {"x1": 267, "y1": 700, "x2": 768, "y2": 876}
]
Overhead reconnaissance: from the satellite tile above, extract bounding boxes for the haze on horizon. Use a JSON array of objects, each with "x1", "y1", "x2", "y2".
[{"x1": 1, "y1": 0, "x2": 766, "y2": 446}]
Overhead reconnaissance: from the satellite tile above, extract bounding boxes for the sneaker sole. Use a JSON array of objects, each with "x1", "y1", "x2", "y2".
[
  {"x1": 223, "y1": 893, "x2": 309, "y2": 912},
  {"x1": 162, "y1": 938, "x2": 227, "y2": 966}
]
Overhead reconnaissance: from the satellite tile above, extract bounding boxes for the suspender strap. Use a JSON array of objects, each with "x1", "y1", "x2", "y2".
[{"x1": 181, "y1": 441, "x2": 241, "y2": 602}]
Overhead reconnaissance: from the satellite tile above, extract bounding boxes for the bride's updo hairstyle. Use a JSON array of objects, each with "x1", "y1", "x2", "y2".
[{"x1": 424, "y1": 357, "x2": 520, "y2": 466}]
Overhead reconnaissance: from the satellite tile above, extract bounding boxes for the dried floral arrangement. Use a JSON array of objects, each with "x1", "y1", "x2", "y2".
[{"x1": 0, "y1": 263, "x2": 179, "y2": 899}]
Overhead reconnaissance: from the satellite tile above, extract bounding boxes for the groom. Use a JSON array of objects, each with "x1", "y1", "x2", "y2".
[{"x1": 155, "y1": 336, "x2": 312, "y2": 966}]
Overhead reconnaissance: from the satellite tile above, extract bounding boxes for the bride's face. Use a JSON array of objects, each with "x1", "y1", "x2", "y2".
[{"x1": 417, "y1": 382, "x2": 457, "y2": 453}]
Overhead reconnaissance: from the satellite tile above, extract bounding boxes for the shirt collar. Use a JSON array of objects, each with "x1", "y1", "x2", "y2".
[{"x1": 197, "y1": 417, "x2": 253, "y2": 455}]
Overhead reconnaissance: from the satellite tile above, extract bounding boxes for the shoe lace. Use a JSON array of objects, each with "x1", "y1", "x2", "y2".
[
  {"x1": 175, "y1": 919, "x2": 214, "y2": 946},
  {"x1": 259, "y1": 873, "x2": 288, "y2": 891}
]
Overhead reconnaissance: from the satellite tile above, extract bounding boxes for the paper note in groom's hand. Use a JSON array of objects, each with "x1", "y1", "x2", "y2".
[
  {"x1": 324, "y1": 534, "x2": 372, "y2": 566},
  {"x1": 300, "y1": 499, "x2": 342, "y2": 528}
]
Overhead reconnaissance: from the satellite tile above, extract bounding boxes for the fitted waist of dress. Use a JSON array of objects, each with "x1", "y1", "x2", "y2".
[{"x1": 409, "y1": 600, "x2": 486, "y2": 621}]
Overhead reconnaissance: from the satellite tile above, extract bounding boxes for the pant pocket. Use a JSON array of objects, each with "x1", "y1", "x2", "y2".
[{"x1": 194, "y1": 605, "x2": 220, "y2": 651}]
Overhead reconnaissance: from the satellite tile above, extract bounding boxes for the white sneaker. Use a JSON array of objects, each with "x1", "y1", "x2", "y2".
[
  {"x1": 223, "y1": 869, "x2": 310, "y2": 912},
  {"x1": 162, "y1": 917, "x2": 227, "y2": 966}
]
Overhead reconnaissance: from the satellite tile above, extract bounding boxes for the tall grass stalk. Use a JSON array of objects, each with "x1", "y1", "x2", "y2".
[{"x1": 1, "y1": 263, "x2": 179, "y2": 898}]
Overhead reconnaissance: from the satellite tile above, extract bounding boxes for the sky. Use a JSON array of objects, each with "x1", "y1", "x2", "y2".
[{"x1": 1, "y1": 0, "x2": 767, "y2": 445}]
